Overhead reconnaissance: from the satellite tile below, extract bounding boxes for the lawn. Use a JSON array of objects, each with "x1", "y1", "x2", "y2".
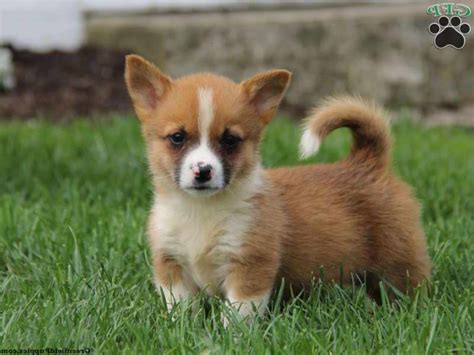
[{"x1": 0, "y1": 116, "x2": 473, "y2": 354}]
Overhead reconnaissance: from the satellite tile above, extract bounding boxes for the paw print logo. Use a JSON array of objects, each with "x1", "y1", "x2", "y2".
[{"x1": 429, "y1": 16, "x2": 471, "y2": 49}]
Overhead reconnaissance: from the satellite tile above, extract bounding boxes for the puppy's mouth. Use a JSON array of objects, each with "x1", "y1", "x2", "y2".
[
  {"x1": 191, "y1": 186, "x2": 219, "y2": 191},
  {"x1": 183, "y1": 185, "x2": 223, "y2": 196}
]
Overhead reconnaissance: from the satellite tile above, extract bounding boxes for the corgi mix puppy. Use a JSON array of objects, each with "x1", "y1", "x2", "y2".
[{"x1": 125, "y1": 55, "x2": 431, "y2": 319}]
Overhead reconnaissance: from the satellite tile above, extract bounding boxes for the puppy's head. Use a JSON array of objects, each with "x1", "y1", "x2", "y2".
[{"x1": 125, "y1": 55, "x2": 291, "y2": 196}]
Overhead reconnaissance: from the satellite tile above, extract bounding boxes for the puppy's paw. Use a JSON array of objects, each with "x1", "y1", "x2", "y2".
[
  {"x1": 156, "y1": 282, "x2": 195, "y2": 313},
  {"x1": 221, "y1": 290, "x2": 271, "y2": 327}
]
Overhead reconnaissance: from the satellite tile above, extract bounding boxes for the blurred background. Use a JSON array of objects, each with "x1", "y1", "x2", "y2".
[{"x1": 0, "y1": 0, "x2": 473, "y2": 125}]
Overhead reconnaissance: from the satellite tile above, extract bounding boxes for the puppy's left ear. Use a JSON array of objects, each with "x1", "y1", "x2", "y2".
[
  {"x1": 241, "y1": 69, "x2": 292, "y2": 123},
  {"x1": 124, "y1": 54, "x2": 172, "y2": 121}
]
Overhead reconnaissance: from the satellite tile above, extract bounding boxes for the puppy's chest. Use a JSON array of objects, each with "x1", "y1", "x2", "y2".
[{"x1": 152, "y1": 199, "x2": 253, "y2": 293}]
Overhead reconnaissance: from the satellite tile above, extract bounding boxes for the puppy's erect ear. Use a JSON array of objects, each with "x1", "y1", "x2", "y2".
[
  {"x1": 241, "y1": 69, "x2": 291, "y2": 123},
  {"x1": 124, "y1": 54, "x2": 172, "y2": 120}
]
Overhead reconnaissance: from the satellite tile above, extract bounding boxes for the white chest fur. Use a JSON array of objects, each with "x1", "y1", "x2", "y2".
[{"x1": 148, "y1": 179, "x2": 260, "y2": 295}]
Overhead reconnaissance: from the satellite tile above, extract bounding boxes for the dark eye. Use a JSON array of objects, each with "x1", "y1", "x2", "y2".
[
  {"x1": 168, "y1": 131, "x2": 186, "y2": 146},
  {"x1": 221, "y1": 131, "x2": 242, "y2": 149}
]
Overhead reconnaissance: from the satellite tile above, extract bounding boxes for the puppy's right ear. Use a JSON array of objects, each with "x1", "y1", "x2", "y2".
[{"x1": 125, "y1": 54, "x2": 172, "y2": 120}]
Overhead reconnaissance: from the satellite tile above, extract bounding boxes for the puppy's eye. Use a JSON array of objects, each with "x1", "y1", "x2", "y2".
[
  {"x1": 221, "y1": 131, "x2": 242, "y2": 149},
  {"x1": 168, "y1": 132, "x2": 186, "y2": 146}
]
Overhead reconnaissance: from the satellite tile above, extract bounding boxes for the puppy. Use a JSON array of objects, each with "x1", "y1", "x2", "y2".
[{"x1": 124, "y1": 55, "x2": 431, "y2": 318}]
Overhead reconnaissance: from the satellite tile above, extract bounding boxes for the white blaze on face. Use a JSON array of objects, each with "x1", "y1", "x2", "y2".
[
  {"x1": 198, "y1": 88, "x2": 214, "y2": 140},
  {"x1": 179, "y1": 87, "x2": 225, "y2": 194}
]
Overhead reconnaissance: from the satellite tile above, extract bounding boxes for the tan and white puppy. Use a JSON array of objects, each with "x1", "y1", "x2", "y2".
[{"x1": 125, "y1": 55, "x2": 431, "y2": 319}]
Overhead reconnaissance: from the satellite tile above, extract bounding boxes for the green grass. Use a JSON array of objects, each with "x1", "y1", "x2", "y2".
[{"x1": 0, "y1": 116, "x2": 473, "y2": 354}]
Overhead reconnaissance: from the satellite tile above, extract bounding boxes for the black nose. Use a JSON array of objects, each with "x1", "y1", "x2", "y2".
[{"x1": 194, "y1": 163, "x2": 212, "y2": 183}]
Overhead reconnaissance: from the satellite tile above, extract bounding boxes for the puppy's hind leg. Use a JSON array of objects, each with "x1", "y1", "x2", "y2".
[{"x1": 369, "y1": 228, "x2": 431, "y2": 303}]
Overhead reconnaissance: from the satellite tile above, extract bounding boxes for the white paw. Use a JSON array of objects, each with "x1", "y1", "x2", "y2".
[
  {"x1": 222, "y1": 290, "x2": 271, "y2": 326},
  {"x1": 155, "y1": 281, "x2": 192, "y2": 311}
]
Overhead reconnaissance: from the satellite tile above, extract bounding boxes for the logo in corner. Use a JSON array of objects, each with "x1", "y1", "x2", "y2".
[{"x1": 427, "y1": 3, "x2": 471, "y2": 49}]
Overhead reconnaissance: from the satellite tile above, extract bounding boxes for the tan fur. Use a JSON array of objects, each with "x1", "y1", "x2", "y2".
[{"x1": 124, "y1": 55, "x2": 431, "y2": 316}]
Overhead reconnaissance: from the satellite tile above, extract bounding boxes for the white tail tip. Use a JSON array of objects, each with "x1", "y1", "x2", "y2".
[{"x1": 299, "y1": 129, "x2": 320, "y2": 160}]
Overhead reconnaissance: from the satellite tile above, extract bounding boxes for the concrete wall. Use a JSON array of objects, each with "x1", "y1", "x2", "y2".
[{"x1": 87, "y1": 4, "x2": 474, "y2": 125}]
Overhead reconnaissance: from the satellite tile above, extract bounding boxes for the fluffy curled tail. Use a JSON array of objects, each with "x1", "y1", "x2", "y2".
[{"x1": 299, "y1": 96, "x2": 391, "y2": 169}]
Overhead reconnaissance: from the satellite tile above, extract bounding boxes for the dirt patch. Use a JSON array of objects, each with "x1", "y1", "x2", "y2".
[
  {"x1": 0, "y1": 46, "x2": 133, "y2": 120},
  {"x1": 0, "y1": 45, "x2": 305, "y2": 121}
]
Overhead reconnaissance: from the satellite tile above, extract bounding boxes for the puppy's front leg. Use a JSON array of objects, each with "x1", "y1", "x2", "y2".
[
  {"x1": 153, "y1": 253, "x2": 196, "y2": 311},
  {"x1": 222, "y1": 259, "x2": 277, "y2": 324}
]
